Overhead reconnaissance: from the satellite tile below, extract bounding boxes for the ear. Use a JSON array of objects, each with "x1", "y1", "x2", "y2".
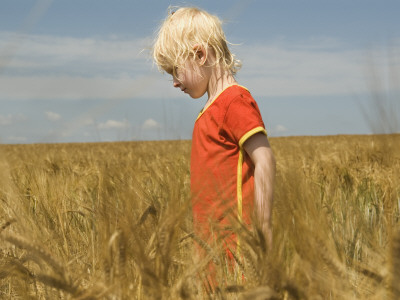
[{"x1": 192, "y1": 44, "x2": 207, "y2": 65}]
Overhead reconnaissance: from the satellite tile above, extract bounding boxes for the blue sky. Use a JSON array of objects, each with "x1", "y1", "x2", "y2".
[{"x1": 1, "y1": 0, "x2": 399, "y2": 144}]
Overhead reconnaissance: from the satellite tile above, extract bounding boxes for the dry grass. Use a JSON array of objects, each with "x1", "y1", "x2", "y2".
[{"x1": 0, "y1": 135, "x2": 399, "y2": 299}]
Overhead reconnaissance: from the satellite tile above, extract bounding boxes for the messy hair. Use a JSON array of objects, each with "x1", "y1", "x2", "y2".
[{"x1": 152, "y1": 6, "x2": 241, "y2": 76}]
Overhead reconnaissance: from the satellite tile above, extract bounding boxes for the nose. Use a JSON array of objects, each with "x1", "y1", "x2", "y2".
[{"x1": 172, "y1": 76, "x2": 180, "y2": 88}]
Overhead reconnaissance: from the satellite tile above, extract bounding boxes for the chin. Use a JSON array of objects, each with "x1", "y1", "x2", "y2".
[{"x1": 191, "y1": 92, "x2": 206, "y2": 99}]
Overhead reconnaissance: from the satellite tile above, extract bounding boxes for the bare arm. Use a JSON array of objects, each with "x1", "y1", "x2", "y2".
[{"x1": 243, "y1": 132, "x2": 276, "y2": 250}]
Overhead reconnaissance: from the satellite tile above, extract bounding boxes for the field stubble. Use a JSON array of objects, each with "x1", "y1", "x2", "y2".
[{"x1": 0, "y1": 135, "x2": 399, "y2": 299}]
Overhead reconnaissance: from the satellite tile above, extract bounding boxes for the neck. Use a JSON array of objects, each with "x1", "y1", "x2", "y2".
[{"x1": 205, "y1": 67, "x2": 237, "y2": 109}]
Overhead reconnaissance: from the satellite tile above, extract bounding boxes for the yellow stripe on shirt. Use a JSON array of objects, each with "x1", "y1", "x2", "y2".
[{"x1": 238, "y1": 126, "x2": 267, "y2": 147}]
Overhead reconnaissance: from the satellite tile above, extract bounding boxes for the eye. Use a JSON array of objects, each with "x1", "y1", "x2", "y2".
[{"x1": 166, "y1": 66, "x2": 178, "y2": 76}]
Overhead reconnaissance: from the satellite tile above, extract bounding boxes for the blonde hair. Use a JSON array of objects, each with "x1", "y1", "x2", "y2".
[{"x1": 152, "y1": 6, "x2": 241, "y2": 76}]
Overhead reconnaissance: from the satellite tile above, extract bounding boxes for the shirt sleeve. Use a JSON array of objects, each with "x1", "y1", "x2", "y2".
[{"x1": 223, "y1": 92, "x2": 267, "y2": 147}]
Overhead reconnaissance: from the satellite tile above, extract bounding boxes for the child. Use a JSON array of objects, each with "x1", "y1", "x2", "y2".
[{"x1": 152, "y1": 6, "x2": 275, "y2": 262}]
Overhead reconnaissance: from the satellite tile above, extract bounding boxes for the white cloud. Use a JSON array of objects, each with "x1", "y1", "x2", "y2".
[
  {"x1": 268, "y1": 124, "x2": 288, "y2": 136},
  {"x1": 7, "y1": 136, "x2": 27, "y2": 142},
  {"x1": 0, "y1": 74, "x2": 169, "y2": 100},
  {"x1": 0, "y1": 31, "x2": 161, "y2": 101},
  {"x1": 98, "y1": 119, "x2": 130, "y2": 129},
  {"x1": 0, "y1": 113, "x2": 26, "y2": 125},
  {"x1": 238, "y1": 45, "x2": 360, "y2": 97},
  {"x1": 275, "y1": 125, "x2": 288, "y2": 132},
  {"x1": 1, "y1": 31, "x2": 399, "y2": 102},
  {"x1": 0, "y1": 31, "x2": 151, "y2": 75},
  {"x1": 45, "y1": 111, "x2": 61, "y2": 121},
  {"x1": 237, "y1": 39, "x2": 400, "y2": 97},
  {"x1": 0, "y1": 115, "x2": 13, "y2": 125},
  {"x1": 142, "y1": 118, "x2": 160, "y2": 130},
  {"x1": 82, "y1": 118, "x2": 95, "y2": 126}
]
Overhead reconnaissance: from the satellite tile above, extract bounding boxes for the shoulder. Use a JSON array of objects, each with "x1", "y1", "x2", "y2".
[
  {"x1": 222, "y1": 85, "x2": 264, "y2": 128},
  {"x1": 200, "y1": 85, "x2": 257, "y2": 122},
  {"x1": 228, "y1": 85, "x2": 252, "y2": 99},
  {"x1": 220, "y1": 85, "x2": 255, "y2": 108},
  {"x1": 220, "y1": 85, "x2": 265, "y2": 143},
  {"x1": 224, "y1": 85, "x2": 259, "y2": 112}
]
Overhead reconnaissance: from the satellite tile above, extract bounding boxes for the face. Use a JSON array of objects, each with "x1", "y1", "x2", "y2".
[{"x1": 171, "y1": 58, "x2": 210, "y2": 99}]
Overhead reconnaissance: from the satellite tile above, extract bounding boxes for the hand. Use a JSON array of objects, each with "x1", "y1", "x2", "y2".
[{"x1": 255, "y1": 221, "x2": 273, "y2": 253}]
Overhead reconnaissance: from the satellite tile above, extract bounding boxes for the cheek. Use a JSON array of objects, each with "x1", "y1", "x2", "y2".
[{"x1": 176, "y1": 71, "x2": 186, "y2": 83}]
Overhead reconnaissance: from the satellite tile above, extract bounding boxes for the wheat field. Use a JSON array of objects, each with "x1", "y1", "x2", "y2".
[{"x1": 0, "y1": 134, "x2": 399, "y2": 299}]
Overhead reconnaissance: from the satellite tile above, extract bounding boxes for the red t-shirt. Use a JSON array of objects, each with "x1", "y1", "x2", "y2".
[{"x1": 191, "y1": 85, "x2": 267, "y2": 238}]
